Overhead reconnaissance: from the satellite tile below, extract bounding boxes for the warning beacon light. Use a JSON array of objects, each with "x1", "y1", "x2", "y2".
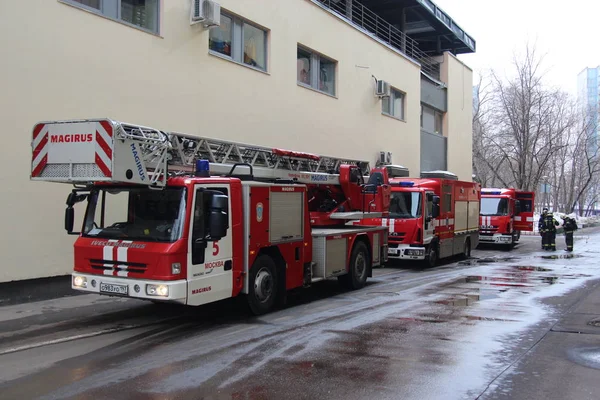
[{"x1": 195, "y1": 159, "x2": 210, "y2": 177}]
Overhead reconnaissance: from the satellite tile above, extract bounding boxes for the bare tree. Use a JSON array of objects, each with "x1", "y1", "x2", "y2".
[
  {"x1": 566, "y1": 112, "x2": 600, "y2": 214},
  {"x1": 472, "y1": 73, "x2": 511, "y2": 187},
  {"x1": 486, "y1": 44, "x2": 572, "y2": 191},
  {"x1": 472, "y1": 42, "x2": 600, "y2": 215}
]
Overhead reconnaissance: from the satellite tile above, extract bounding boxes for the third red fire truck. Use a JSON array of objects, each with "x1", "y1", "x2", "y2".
[
  {"x1": 30, "y1": 118, "x2": 391, "y2": 315},
  {"x1": 478, "y1": 188, "x2": 535, "y2": 248},
  {"x1": 356, "y1": 170, "x2": 480, "y2": 267}
]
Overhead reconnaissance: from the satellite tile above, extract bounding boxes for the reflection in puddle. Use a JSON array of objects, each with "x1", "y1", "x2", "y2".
[
  {"x1": 539, "y1": 253, "x2": 583, "y2": 259},
  {"x1": 436, "y1": 294, "x2": 480, "y2": 307},
  {"x1": 457, "y1": 256, "x2": 519, "y2": 266},
  {"x1": 511, "y1": 266, "x2": 552, "y2": 272}
]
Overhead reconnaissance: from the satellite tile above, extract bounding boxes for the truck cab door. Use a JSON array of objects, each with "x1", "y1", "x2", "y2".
[
  {"x1": 423, "y1": 191, "x2": 436, "y2": 244},
  {"x1": 514, "y1": 191, "x2": 535, "y2": 231},
  {"x1": 187, "y1": 184, "x2": 234, "y2": 306}
]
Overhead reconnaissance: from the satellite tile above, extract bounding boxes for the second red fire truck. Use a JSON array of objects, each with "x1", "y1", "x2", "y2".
[
  {"x1": 30, "y1": 118, "x2": 391, "y2": 315},
  {"x1": 479, "y1": 188, "x2": 535, "y2": 248},
  {"x1": 356, "y1": 170, "x2": 481, "y2": 267}
]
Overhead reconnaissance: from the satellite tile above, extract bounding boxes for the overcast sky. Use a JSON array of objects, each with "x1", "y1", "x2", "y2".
[{"x1": 433, "y1": 0, "x2": 600, "y2": 96}]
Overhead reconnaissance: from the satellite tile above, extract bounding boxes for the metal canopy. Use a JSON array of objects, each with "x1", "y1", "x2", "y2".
[{"x1": 358, "y1": 0, "x2": 476, "y2": 56}]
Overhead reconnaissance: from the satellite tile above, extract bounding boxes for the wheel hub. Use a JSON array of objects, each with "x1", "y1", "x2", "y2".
[
  {"x1": 355, "y1": 253, "x2": 366, "y2": 278},
  {"x1": 254, "y1": 268, "x2": 273, "y2": 303}
]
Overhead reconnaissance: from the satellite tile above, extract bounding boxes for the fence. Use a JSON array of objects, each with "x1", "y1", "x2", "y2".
[{"x1": 314, "y1": 0, "x2": 441, "y2": 81}]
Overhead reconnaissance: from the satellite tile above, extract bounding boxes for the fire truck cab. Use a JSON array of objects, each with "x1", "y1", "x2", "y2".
[{"x1": 479, "y1": 188, "x2": 535, "y2": 248}]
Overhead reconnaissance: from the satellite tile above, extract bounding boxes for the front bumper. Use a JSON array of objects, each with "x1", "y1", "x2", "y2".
[
  {"x1": 71, "y1": 273, "x2": 187, "y2": 304},
  {"x1": 479, "y1": 234, "x2": 512, "y2": 244},
  {"x1": 387, "y1": 244, "x2": 426, "y2": 260}
]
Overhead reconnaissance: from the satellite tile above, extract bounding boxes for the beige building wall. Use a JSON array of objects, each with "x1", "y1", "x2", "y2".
[
  {"x1": 440, "y1": 52, "x2": 474, "y2": 181},
  {"x1": 0, "y1": 0, "x2": 472, "y2": 282}
]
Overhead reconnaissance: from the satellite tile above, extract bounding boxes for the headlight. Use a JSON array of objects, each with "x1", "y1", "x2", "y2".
[
  {"x1": 146, "y1": 284, "x2": 169, "y2": 297},
  {"x1": 171, "y1": 262, "x2": 181, "y2": 275},
  {"x1": 73, "y1": 276, "x2": 87, "y2": 288}
]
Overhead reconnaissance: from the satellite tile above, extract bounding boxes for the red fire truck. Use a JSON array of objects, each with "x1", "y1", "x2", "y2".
[
  {"x1": 30, "y1": 118, "x2": 390, "y2": 315},
  {"x1": 479, "y1": 188, "x2": 535, "y2": 248},
  {"x1": 356, "y1": 170, "x2": 480, "y2": 267}
]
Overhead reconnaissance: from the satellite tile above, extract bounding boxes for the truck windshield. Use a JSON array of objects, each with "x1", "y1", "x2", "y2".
[
  {"x1": 389, "y1": 192, "x2": 422, "y2": 219},
  {"x1": 82, "y1": 187, "x2": 187, "y2": 242},
  {"x1": 480, "y1": 197, "x2": 509, "y2": 216}
]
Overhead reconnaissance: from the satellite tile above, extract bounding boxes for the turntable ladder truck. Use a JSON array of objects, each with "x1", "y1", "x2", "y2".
[{"x1": 30, "y1": 118, "x2": 390, "y2": 315}]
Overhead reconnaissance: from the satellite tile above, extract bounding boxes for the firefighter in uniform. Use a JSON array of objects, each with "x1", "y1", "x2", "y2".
[
  {"x1": 538, "y1": 208, "x2": 548, "y2": 250},
  {"x1": 562, "y1": 216, "x2": 578, "y2": 252},
  {"x1": 542, "y1": 211, "x2": 559, "y2": 251}
]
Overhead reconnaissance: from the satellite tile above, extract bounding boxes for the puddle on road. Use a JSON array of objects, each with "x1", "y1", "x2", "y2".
[
  {"x1": 366, "y1": 291, "x2": 400, "y2": 297},
  {"x1": 568, "y1": 347, "x2": 600, "y2": 370},
  {"x1": 588, "y1": 319, "x2": 600, "y2": 328}
]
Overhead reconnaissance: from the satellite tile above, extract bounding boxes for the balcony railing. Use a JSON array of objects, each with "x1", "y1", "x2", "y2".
[{"x1": 313, "y1": 0, "x2": 441, "y2": 81}]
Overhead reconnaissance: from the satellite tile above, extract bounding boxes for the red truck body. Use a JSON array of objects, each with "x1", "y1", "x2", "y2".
[
  {"x1": 479, "y1": 188, "x2": 535, "y2": 248},
  {"x1": 355, "y1": 171, "x2": 480, "y2": 267}
]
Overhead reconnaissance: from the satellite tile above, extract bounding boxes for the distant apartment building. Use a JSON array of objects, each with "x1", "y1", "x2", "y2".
[
  {"x1": 1, "y1": 0, "x2": 475, "y2": 283},
  {"x1": 577, "y1": 66, "x2": 600, "y2": 156}
]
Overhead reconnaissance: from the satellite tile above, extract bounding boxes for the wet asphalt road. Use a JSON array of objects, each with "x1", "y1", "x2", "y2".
[{"x1": 0, "y1": 231, "x2": 599, "y2": 400}]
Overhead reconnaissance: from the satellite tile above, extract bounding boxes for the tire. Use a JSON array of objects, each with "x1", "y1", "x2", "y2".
[
  {"x1": 247, "y1": 255, "x2": 278, "y2": 315},
  {"x1": 339, "y1": 240, "x2": 370, "y2": 290},
  {"x1": 462, "y1": 239, "x2": 471, "y2": 259},
  {"x1": 425, "y1": 243, "x2": 438, "y2": 268}
]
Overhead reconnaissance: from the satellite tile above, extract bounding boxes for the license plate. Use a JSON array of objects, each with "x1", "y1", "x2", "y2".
[{"x1": 99, "y1": 282, "x2": 128, "y2": 295}]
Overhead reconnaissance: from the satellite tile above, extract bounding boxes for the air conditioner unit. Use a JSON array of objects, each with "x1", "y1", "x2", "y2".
[
  {"x1": 378, "y1": 151, "x2": 392, "y2": 165},
  {"x1": 191, "y1": 0, "x2": 221, "y2": 27},
  {"x1": 375, "y1": 80, "x2": 391, "y2": 98}
]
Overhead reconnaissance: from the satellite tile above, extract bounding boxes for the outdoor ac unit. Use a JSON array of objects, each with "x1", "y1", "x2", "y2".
[
  {"x1": 191, "y1": 0, "x2": 221, "y2": 27},
  {"x1": 378, "y1": 151, "x2": 392, "y2": 165},
  {"x1": 375, "y1": 80, "x2": 391, "y2": 98}
]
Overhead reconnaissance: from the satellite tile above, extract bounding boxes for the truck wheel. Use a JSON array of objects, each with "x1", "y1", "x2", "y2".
[
  {"x1": 462, "y1": 239, "x2": 471, "y2": 259},
  {"x1": 247, "y1": 255, "x2": 278, "y2": 315},
  {"x1": 425, "y1": 244, "x2": 438, "y2": 268},
  {"x1": 339, "y1": 241, "x2": 370, "y2": 290}
]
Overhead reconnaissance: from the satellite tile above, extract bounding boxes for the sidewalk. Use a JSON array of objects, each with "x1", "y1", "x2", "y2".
[
  {"x1": 0, "y1": 275, "x2": 83, "y2": 308},
  {"x1": 482, "y1": 277, "x2": 600, "y2": 399}
]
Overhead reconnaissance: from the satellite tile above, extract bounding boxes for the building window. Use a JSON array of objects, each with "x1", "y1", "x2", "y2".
[
  {"x1": 297, "y1": 45, "x2": 336, "y2": 96},
  {"x1": 61, "y1": 0, "x2": 160, "y2": 34},
  {"x1": 434, "y1": 111, "x2": 443, "y2": 135},
  {"x1": 209, "y1": 12, "x2": 268, "y2": 72},
  {"x1": 209, "y1": 14, "x2": 233, "y2": 57},
  {"x1": 382, "y1": 88, "x2": 405, "y2": 120},
  {"x1": 421, "y1": 104, "x2": 444, "y2": 135},
  {"x1": 72, "y1": 0, "x2": 100, "y2": 9}
]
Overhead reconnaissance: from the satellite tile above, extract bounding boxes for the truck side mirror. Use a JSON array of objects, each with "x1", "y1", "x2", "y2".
[
  {"x1": 64, "y1": 191, "x2": 87, "y2": 235},
  {"x1": 65, "y1": 207, "x2": 75, "y2": 233},
  {"x1": 208, "y1": 194, "x2": 229, "y2": 241}
]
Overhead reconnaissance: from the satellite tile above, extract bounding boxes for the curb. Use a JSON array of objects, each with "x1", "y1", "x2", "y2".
[{"x1": 0, "y1": 275, "x2": 85, "y2": 308}]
